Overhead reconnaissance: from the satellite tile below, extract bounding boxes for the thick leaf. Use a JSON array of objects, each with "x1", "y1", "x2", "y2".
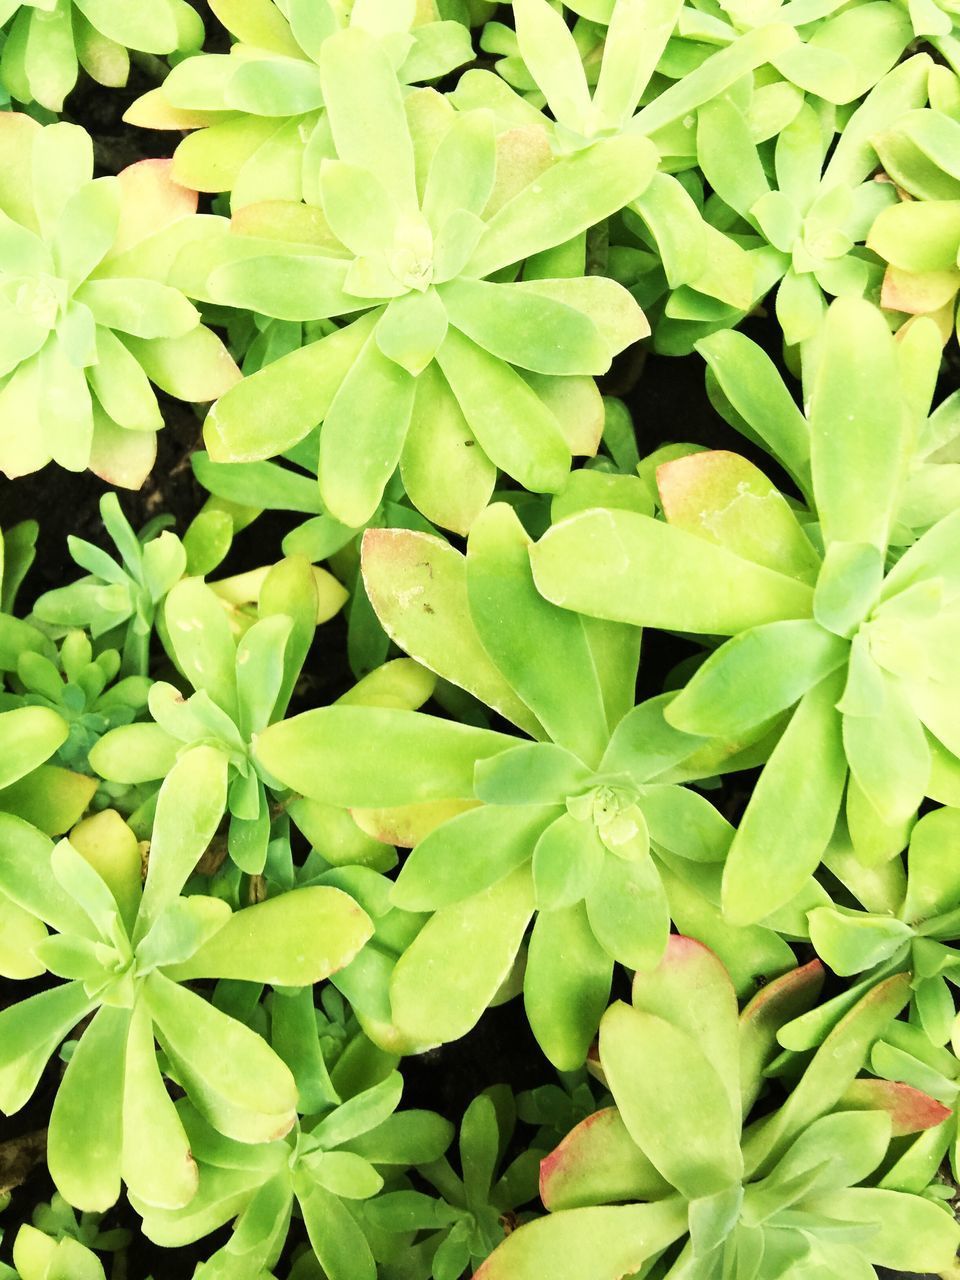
[
  {"x1": 0, "y1": 982, "x2": 96, "y2": 1114},
  {"x1": 665, "y1": 621, "x2": 848, "y2": 738},
  {"x1": 540, "y1": 1107, "x2": 671, "y2": 1211},
  {"x1": 743, "y1": 973, "x2": 912, "y2": 1176},
  {"x1": 585, "y1": 850, "x2": 670, "y2": 970},
  {"x1": 390, "y1": 864, "x2": 534, "y2": 1045},
  {"x1": 599, "y1": 1001, "x2": 743, "y2": 1198},
  {"x1": 121, "y1": 999, "x2": 198, "y2": 1210},
  {"x1": 531, "y1": 509, "x2": 813, "y2": 635},
  {"x1": 48, "y1": 1005, "x2": 130, "y2": 1212},
  {"x1": 697, "y1": 329, "x2": 810, "y2": 490},
  {"x1": 630, "y1": 936, "x2": 741, "y2": 1118},
  {"x1": 467, "y1": 135, "x2": 659, "y2": 279},
  {"x1": 739, "y1": 961, "x2": 825, "y2": 1114},
  {"x1": 299, "y1": 1182, "x2": 376, "y2": 1280},
  {"x1": 135, "y1": 746, "x2": 229, "y2": 940},
  {"x1": 318, "y1": 330, "x2": 416, "y2": 527},
  {"x1": 146, "y1": 972, "x2": 298, "y2": 1143},
  {"x1": 165, "y1": 887, "x2": 373, "y2": 984},
  {"x1": 803, "y1": 1187, "x2": 960, "y2": 1272},
  {"x1": 440, "y1": 279, "x2": 609, "y2": 376},
  {"x1": 808, "y1": 298, "x2": 906, "y2": 552},
  {"x1": 472, "y1": 1201, "x2": 688, "y2": 1280},
  {"x1": 722, "y1": 669, "x2": 846, "y2": 925},
  {"x1": 902, "y1": 807, "x2": 960, "y2": 922},
  {"x1": 319, "y1": 27, "x2": 417, "y2": 213},
  {"x1": 360, "y1": 528, "x2": 540, "y2": 735},
  {"x1": 435, "y1": 327, "x2": 571, "y2": 494},
  {"x1": 656, "y1": 450, "x2": 819, "y2": 582},
  {"x1": 524, "y1": 903, "x2": 612, "y2": 1071},
  {"x1": 255, "y1": 706, "x2": 516, "y2": 806},
  {"x1": 163, "y1": 576, "x2": 238, "y2": 716},
  {"x1": 205, "y1": 314, "x2": 376, "y2": 462},
  {"x1": 467, "y1": 503, "x2": 608, "y2": 764},
  {"x1": 392, "y1": 803, "x2": 554, "y2": 911}
]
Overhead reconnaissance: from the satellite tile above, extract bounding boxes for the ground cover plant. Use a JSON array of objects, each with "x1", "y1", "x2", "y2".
[{"x1": 2, "y1": 1, "x2": 960, "y2": 1278}]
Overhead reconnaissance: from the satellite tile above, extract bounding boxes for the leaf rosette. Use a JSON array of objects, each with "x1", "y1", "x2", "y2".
[
  {"x1": 0, "y1": 752, "x2": 373, "y2": 1214},
  {"x1": 253, "y1": 499, "x2": 803, "y2": 1069},
  {"x1": 186, "y1": 25, "x2": 654, "y2": 532},
  {"x1": 531, "y1": 298, "x2": 960, "y2": 923},
  {"x1": 127, "y1": 0, "x2": 475, "y2": 207},
  {"x1": 0, "y1": 116, "x2": 240, "y2": 486},
  {"x1": 475, "y1": 939, "x2": 957, "y2": 1280}
]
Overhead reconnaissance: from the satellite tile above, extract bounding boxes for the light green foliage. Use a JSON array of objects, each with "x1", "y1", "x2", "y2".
[
  {"x1": 253, "y1": 504, "x2": 799, "y2": 1068},
  {"x1": 477, "y1": 940, "x2": 959, "y2": 1280},
  {"x1": 0, "y1": 755, "x2": 373, "y2": 1213},
  {"x1": 2, "y1": 1, "x2": 960, "y2": 1276},
  {"x1": 368, "y1": 1087, "x2": 541, "y2": 1279},
  {"x1": 135, "y1": 1070, "x2": 453, "y2": 1280},
  {"x1": 532, "y1": 298, "x2": 960, "y2": 921},
  {"x1": 0, "y1": 116, "x2": 240, "y2": 485},
  {"x1": 0, "y1": 0, "x2": 203, "y2": 112},
  {"x1": 127, "y1": 0, "x2": 475, "y2": 206},
  {"x1": 192, "y1": 26, "x2": 652, "y2": 530},
  {"x1": 32, "y1": 494, "x2": 190, "y2": 677}
]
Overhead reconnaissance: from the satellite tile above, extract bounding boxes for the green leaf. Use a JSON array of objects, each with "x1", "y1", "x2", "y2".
[
  {"x1": 803, "y1": 1186, "x2": 960, "y2": 1272},
  {"x1": 467, "y1": 134, "x2": 659, "y2": 279},
  {"x1": 511, "y1": 0, "x2": 591, "y2": 133},
  {"x1": 0, "y1": 706, "x2": 68, "y2": 788},
  {"x1": 807, "y1": 907, "x2": 912, "y2": 976},
  {"x1": 585, "y1": 849, "x2": 669, "y2": 970},
  {"x1": 631, "y1": 935, "x2": 741, "y2": 1118},
  {"x1": 842, "y1": 672, "x2": 929, "y2": 827},
  {"x1": 902, "y1": 807, "x2": 960, "y2": 922},
  {"x1": 475, "y1": 743, "x2": 593, "y2": 806},
  {"x1": 392, "y1": 803, "x2": 553, "y2": 911},
  {"x1": 656, "y1": 450, "x2": 819, "y2": 582},
  {"x1": 135, "y1": 746, "x2": 229, "y2": 941},
  {"x1": 809, "y1": 299, "x2": 907, "y2": 552},
  {"x1": 226, "y1": 57, "x2": 325, "y2": 115},
  {"x1": 423, "y1": 109, "x2": 496, "y2": 229},
  {"x1": 524, "y1": 903, "x2": 612, "y2": 1071},
  {"x1": 467, "y1": 503, "x2": 609, "y2": 763},
  {"x1": 722, "y1": 669, "x2": 846, "y2": 925},
  {"x1": 813, "y1": 542, "x2": 884, "y2": 638},
  {"x1": 146, "y1": 972, "x2": 298, "y2": 1143},
  {"x1": 435, "y1": 327, "x2": 571, "y2": 494},
  {"x1": 121, "y1": 998, "x2": 198, "y2": 1211},
  {"x1": 299, "y1": 1183, "x2": 376, "y2": 1280},
  {"x1": 165, "y1": 886, "x2": 372, "y2": 984},
  {"x1": 48, "y1": 1004, "x2": 130, "y2": 1212},
  {"x1": 163, "y1": 576, "x2": 238, "y2": 715},
  {"x1": 472, "y1": 1201, "x2": 688, "y2": 1280},
  {"x1": 532, "y1": 814, "x2": 605, "y2": 910},
  {"x1": 390, "y1": 864, "x2": 534, "y2": 1045},
  {"x1": 375, "y1": 290, "x2": 448, "y2": 376},
  {"x1": 539, "y1": 1107, "x2": 672, "y2": 1211},
  {"x1": 0, "y1": 982, "x2": 96, "y2": 1114},
  {"x1": 360, "y1": 528, "x2": 540, "y2": 735},
  {"x1": 666, "y1": 621, "x2": 847, "y2": 738},
  {"x1": 205, "y1": 314, "x2": 375, "y2": 462},
  {"x1": 530, "y1": 509, "x2": 813, "y2": 635},
  {"x1": 593, "y1": 0, "x2": 683, "y2": 129},
  {"x1": 743, "y1": 973, "x2": 911, "y2": 1175},
  {"x1": 318, "y1": 330, "x2": 416, "y2": 526},
  {"x1": 441, "y1": 278, "x2": 610, "y2": 376},
  {"x1": 599, "y1": 1001, "x2": 743, "y2": 1198},
  {"x1": 319, "y1": 27, "x2": 417, "y2": 213},
  {"x1": 255, "y1": 706, "x2": 516, "y2": 806}
]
